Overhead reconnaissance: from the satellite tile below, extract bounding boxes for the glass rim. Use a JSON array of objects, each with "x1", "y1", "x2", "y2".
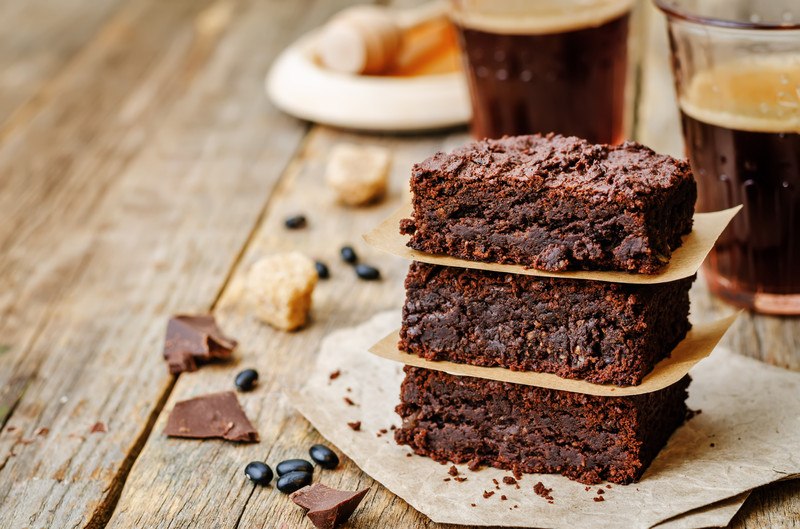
[{"x1": 654, "y1": 0, "x2": 800, "y2": 31}]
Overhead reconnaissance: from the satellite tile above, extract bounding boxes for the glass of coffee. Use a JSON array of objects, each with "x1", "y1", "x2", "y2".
[
  {"x1": 655, "y1": 0, "x2": 800, "y2": 314},
  {"x1": 450, "y1": 0, "x2": 636, "y2": 144}
]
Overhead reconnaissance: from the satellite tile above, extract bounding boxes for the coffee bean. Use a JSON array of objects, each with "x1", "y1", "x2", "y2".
[
  {"x1": 244, "y1": 461, "x2": 273, "y2": 486},
  {"x1": 234, "y1": 369, "x2": 259, "y2": 392},
  {"x1": 284, "y1": 214, "x2": 307, "y2": 229},
  {"x1": 276, "y1": 470, "x2": 312, "y2": 494},
  {"x1": 355, "y1": 264, "x2": 380, "y2": 280},
  {"x1": 309, "y1": 444, "x2": 339, "y2": 469},
  {"x1": 276, "y1": 459, "x2": 314, "y2": 476},
  {"x1": 340, "y1": 246, "x2": 357, "y2": 264},
  {"x1": 315, "y1": 260, "x2": 330, "y2": 279}
]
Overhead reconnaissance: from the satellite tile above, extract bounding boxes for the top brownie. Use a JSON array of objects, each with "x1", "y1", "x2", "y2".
[{"x1": 400, "y1": 134, "x2": 696, "y2": 273}]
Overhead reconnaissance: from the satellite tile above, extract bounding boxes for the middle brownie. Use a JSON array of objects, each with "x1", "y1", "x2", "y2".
[{"x1": 400, "y1": 262, "x2": 693, "y2": 386}]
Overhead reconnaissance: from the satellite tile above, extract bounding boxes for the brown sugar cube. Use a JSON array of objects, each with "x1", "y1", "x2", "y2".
[
  {"x1": 325, "y1": 143, "x2": 390, "y2": 206},
  {"x1": 247, "y1": 252, "x2": 317, "y2": 331}
]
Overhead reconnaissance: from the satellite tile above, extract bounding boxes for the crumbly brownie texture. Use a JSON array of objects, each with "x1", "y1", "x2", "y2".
[
  {"x1": 400, "y1": 262, "x2": 693, "y2": 386},
  {"x1": 395, "y1": 367, "x2": 690, "y2": 484},
  {"x1": 400, "y1": 134, "x2": 696, "y2": 273}
]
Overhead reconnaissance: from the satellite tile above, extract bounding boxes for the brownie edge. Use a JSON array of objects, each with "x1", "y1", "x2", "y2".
[{"x1": 401, "y1": 134, "x2": 696, "y2": 273}]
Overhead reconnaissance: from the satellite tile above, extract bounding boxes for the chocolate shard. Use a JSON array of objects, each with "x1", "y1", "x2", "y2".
[
  {"x1": 290, "y1": 484, "x2": 369, "y2": 529},
  {"x1": 163, "y1": 314, "x2": 237, "y2": 374},
  {"x1": 164, "y1": 391, "x2": 259, "y2": 442}
]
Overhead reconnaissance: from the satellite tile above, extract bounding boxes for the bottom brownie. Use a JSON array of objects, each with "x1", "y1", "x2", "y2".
[{"x1": 395, "y1": 367, "x2": 690, "y2": 484}]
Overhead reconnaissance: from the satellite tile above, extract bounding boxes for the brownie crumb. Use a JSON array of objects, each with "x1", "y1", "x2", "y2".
[
  {"x1": 512, "y1": 468, "x2": 523, "y2": 480},
  {"x1": 594, "y1": 496, "x2": 605, "y2": 502},
  {"x1": 35, "y1": 427, "x2": 49, "y2": 437},
  {"x1": 343, "y1": 397, "x2": 356, "y2": 406},
  {"x1": 513, "y1": 505, "x2": 519, "y2": 509},
  {"x1": 500, "y1": 495, "x2": 507, "y2": 501},
  {"x1": 482, "y1": 491, "x2": 495, "y2": 499},
  {"x1": 90, "y1": 422, "x2": 107, "y2": 434},
  {"x1": 470, "y1": 503, "x2": 476, "y2": 507},
  {"x1": 467, "y1": 458, "x2": 481, "y2": 471},
  {"x1": 710, "y1": 443, "x2": 715, "y2": 447},
  {"x1": 584, "y1": 486, "x2": 591, "y2": 492},
  {"x1": 606, "y1": 484, "x2": 612, "y2": 489},
  {"x1": 492, "y1": 479, "x2": 499, "y2": 486},
  {"x1": 379, "y1": 428, "x2": 388, "y2": 434},
  {"x1": 443, "y1": 478, "x2": 451, "y2": 482},
  {"x1": 347, "y1": 421, "x2": 361, "y2": 431},
  {"x1": 329, "y1": 370, "x2": 341, "y2": 380},
  {"x1": 454, "y1": 477, "x2": 467, "y2": 483},
  {"x1": 448, "y1": 466, "x2": 459, "y2": 477},
  {"x1": 596, "y1": 489, "x2": 605, "y2": 495},
  {"x1": 502, "y1": 476, "x2": 517, "y2": 486},
  {"x1": 533, "y1": 482, "x2": 554, "y2": 502},
  {"x1": 389, "y1": 424, "x2": 396, "y2": 430},
  {"x1": 406, "y1": 453, "x2": 412, "y2": 458}
]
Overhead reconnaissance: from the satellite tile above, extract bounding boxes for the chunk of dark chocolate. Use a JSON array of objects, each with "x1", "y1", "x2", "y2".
[
  {"x1": 290, "y1": 483, "x2": 369, "y2": 529},
  {"x1": 162, "y1": 314, "x2": 237, "y2": 374},
  {"x1": 164, "y1": 391, "x2": 258, "y2": 442}
]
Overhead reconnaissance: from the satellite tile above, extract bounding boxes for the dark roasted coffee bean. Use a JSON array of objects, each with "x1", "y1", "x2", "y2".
[
  {"x1": 244, "y1": 461, "x2": 273, "y2": 486},
  {"x1": 276, "y1": 459, "x2": 314, "y2": 476},
  {"x1": 276, "y1": 470, "x2": 312, "y2": 494},
  {"x1": 309, "y1": 444, "x2": 340, "y2": 469},
  {"x1": 284, "y1": 214, "x2": 307, "y2": 229},
  {"x1": 234, "y1": 369, "x2": 259, "y2": 392},
  {"x1": 315, "y1": 260, "x2": 330, "y2": 279},
  {"x1": 340, "y1": 246, "x2": 357, "y2": 264},
  {"x1": 355, "y1": 264, "x2": 380, "y2": 280}
]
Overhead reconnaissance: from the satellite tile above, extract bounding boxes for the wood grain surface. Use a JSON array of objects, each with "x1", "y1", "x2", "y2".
[{"x1": 0, "y1": 0, "x2": 797, "y2": 528}]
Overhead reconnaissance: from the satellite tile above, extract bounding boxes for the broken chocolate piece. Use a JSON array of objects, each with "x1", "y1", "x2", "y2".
[
  {"x1": 164, "y1": 391, "x2": 258, "y2": 442},
  {"x1": 290, "y1": 483, "x2": 368, "y2": 529},
  {"x1": 163, "y1": 314, "x2": 237, "y2": 374}
]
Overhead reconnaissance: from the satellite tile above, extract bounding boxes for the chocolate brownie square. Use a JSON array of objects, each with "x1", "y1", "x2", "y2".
[
  {"x1": 400, "y1": 134, "x2": 696, "y2": 273},
  {"x1": 395, "y1": 367, "x2": 690, "y2": 484},
  {"x1": 400, "y1": 262, "x2": 693, "y2": 386}
]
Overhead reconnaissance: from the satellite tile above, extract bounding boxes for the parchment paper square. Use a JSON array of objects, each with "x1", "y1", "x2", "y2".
[{"x1": 291, "y1": 311, "x2": 799, "y2": 529}]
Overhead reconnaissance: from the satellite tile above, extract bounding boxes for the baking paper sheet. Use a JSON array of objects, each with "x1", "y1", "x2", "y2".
[
  {"x1": 290, "y1": 311, "x2": 800, "y2": 529},
  {"x1": 363, "y1": 206, "x2": 741, "y2": 284},
  {"x1": 369, "y1": 312, "x2": 739, "y2": 397}
]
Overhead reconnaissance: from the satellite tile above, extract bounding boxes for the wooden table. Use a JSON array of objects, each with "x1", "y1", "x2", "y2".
[{"x1": 0, "y1": 1, "x2": 797, "y2": 527}]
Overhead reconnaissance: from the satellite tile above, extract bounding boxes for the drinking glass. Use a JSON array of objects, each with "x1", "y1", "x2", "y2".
[
  {"x1": 450, "y1": 0, "x2": 636, "y2": 144},
  {"x1": 655, "y1": 0, "x2": 800, "y2": 314}
]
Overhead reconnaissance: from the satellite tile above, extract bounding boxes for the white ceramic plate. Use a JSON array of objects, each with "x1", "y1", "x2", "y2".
[{"x1": 265, "y1": 31, "x2": 471, "y2": 132}]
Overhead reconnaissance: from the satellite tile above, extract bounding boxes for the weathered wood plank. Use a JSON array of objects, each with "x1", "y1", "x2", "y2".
[
  {"x1": 0, "y1": 0, "x2": 329, "y2": 526},
  {"x1": 637, "y1": 3, "x2": 800, "y2": 527},
  {"x1": 0, "y1": 0, "x2": 234, "y2": 426},
  {"x1": 106, "y1": 125, "x2": 466, "y2": 528},
  {"x1": 0, "y1": 0, "x2": 125, "y2": 127}
]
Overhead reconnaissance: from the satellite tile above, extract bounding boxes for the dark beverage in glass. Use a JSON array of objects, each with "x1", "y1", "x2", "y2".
[
  {"x1": 678, "y1": 60, "x2": 800, "y2": 312},
  {"x1": 658, "y1": 0, "x2": 800, "y2": 313},
  {"x1": 451, "y1": 0, "x2": 634, "y2": 143}
]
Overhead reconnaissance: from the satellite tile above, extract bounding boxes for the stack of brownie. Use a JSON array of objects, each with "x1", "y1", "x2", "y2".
[{"x1": 392, "y1": 134, "x2": 698, "y2": 485}]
